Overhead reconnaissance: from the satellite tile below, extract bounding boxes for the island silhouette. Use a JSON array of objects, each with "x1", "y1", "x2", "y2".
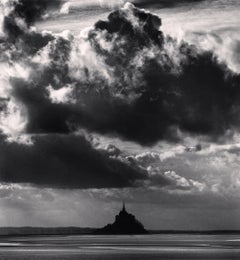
[{"x1": 95, "y1": 202, "x2": 148, "y2": 235}]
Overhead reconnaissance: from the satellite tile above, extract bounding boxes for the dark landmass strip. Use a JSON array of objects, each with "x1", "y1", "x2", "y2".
[
  {"x1": 149, "y1": 230, "x2": 240, "y2": 235},
  {"x1": 0, "y1": 227, "x2": 97, "y2": 236},
  {"x1": 1, "y1": 227, "x2": 240, "y2": 237}
]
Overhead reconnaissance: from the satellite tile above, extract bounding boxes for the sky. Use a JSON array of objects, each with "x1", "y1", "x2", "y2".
[{"x1": 0, "y1": 0, "x2": 240, "y2": 230}]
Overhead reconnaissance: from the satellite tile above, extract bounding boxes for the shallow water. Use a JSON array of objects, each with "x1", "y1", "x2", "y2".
[{"x1": 0, "y1": 234, "x2": 240, "y2": 259}]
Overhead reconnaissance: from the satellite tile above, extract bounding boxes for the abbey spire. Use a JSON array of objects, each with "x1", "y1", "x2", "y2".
[{"x1": 122, "y1": 201, "x2": 126, "y2": 213}]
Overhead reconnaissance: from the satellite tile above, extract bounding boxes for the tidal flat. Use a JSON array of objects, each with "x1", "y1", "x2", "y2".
[{"x1": 0, "y1": 234, "x2": 240, "y2": 259}]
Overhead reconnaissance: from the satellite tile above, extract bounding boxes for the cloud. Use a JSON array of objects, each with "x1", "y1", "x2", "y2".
[
  {"x1": 47, "y1": 84, "x2": 76, "y2": 104},
  {"x1": 0, "y1": 1, "x2": 240, "y2": 194},
  {"x1": 60, "y1": 2, "x2": 71, "y2": 14},
  {"x1": 131, "y1": 0, "x2": 204, "y2": 8},
  {"x1": 1, "y1": 2, "x2": 240, "y2": 146},
  {"x1": 0, "y1": 99, "x2": 28, "y2": 139},
  {"x1": 7, "y1": 0, "x2": 64, "y2": 26},
  {"x1": 63, "y1": 0, "x2": 204, "y2": 10},
  {"x1": 1, "y1": 0, "x2": 62, "y2": 57},
  {"x1": 77, "y1": 4, "x2": 240, "y2": 145},
  {"x1": 183, "y1": 31, "x2": 240, "y2": 74},
  {"x1": 0, "y1": 134, "x2": 148, "y2": 189},
  {"x1": 163, "y1": 170, "x2": 206, "y2": 192},
  {"x1": 0, "y1": 127, "x2": 202, "y2": 191}
]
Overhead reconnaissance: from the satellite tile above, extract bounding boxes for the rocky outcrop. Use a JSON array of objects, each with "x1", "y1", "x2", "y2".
[{"x1": 96, "y1": 203, "x2": 148, "y2": 235}]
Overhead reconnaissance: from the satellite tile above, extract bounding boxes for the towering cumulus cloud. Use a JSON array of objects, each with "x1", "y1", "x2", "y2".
[{"x1": 0, "y1": 1, "x2": 240, "y2": 189}]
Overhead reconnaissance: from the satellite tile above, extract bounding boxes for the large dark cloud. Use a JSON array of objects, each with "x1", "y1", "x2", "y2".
[
  {"x1": 83, "y1": 5, "x2": 240, "y2": 144},
  {"x1": 2, "y1": 2, "x2": 240, "y2": 146},
  {"x1": 0, "y1": 134, "x2": 148, "y2": 189},
  {"x1": 8, "y1": 3, "x2": 240, "y2": 145}
]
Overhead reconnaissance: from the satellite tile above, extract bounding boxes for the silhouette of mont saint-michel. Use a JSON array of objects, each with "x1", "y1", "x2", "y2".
[{"x1": 95, "y1": 202, "x2": 148, "y2": 235}]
